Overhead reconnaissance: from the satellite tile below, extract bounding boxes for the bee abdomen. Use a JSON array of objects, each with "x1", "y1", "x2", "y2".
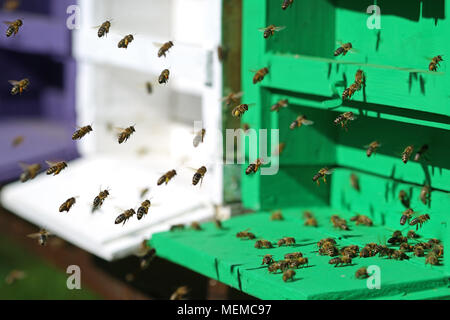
[
  {"x1": 6, "y1": 26, "x2": 14, "y2": 37},
  {"x1": 334, "y1": 47, "x2": 344, "y2": 56},
  {"x1": 245, "y1": 164, "x2": 256, "y2": 175},
  {"x1": 192, "y1": 173, "x2": 201, "y2": 185},
  {"x1": 157, "y1": 175, "x2": 167, "y2": 185},
  {"x1": 137, "y1": 207, "x2": 148, "y2": 220},
  {"x1": 115, "y1": 215, "x2": 125, "y2": 224}
]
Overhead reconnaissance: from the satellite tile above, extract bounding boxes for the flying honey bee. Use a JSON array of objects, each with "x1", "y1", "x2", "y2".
[
  {"x1": 18, "y1": 162, "x2": 41, "y2": 182},
  {"x1": 429, "y1": 55, "x2": 443, "y2": 72},
  {"x1": 59, "y1": 197, "x2": 77, "y2": 213},
  {"x1": 140, "y1": 187, "x2": 149, "y2": 199},
  {"x1": 92, "y1": 189, "x2": 110, "y2": 213},
  {"x1": 135, "y1": 241, "x2": 156, "y2": 270},
  {"x1": 137, "y1": 200, "x2": 151, "y2": 220},
  {"x1": 281, "y1": 0, "x2": 294, "y2": 10},
  {"x1": 156, "y1": 41, "x2": 174, "y2": 58},
  {"x1": 95, "y1": 20, "x2": 111, "y2": 38},
  {"x1": 158, "y1": 69, "x2": 170, "y2": 84},
  {"x1": 252, "y1": 67, "x2": 269, "y2": 84},
  {"x1": 414, "y1": 144, "x2": 429, "y2": 161},
  {"x1": 258, "y1": 25, "x2": 286, "y2": 39},
  {"x1": 11, "y1": 135, "x2": 24, "y2": 147},
  {"x1": 232, "y1": 103, "x2": 255, "y2": 118},
  {"x1": 193, "y1": 128, "x2": 206, "y2": 147},
  {"x1": 170, "y1": 286, "x2": 189, "y2": 300},
  {"x1": 157, "y1": 169, "x2": 177, "y2": 185},
  {"x1": 27, "y1": 229, "x2": 51, "y2": 246},
  {"x1": 365, "y1": 141, "x2": 381, "y2": 157},
  {"x1": 117, "y1": 125, "x2": 135, "y2": 144},
  {"x1": 246, "y1": 158, "x2": 263, "y2": 175},
  {"x1": 115, "y1": 209, "x2": 136, "y2": 226},
  {"x1": 9, "y1": 78, "x2": 30, "y2": 95},
  {"x1": 334, "y1": 42, "x2": 352, "y2": 56},
  {"x1": 312, "y1": 167, "x2": 334, "y2": 185},
  {"x1": 401, "y1": 145, "x2": 414, "y2": 164},
  {"x1": 334, "y1": 111, "x2": 356, "y2": 130},
  {"x1": 273, "y1": 142, "x2": 286, "y2": 156},
  {"x1": 145, "y1": 81, "x2": 153, "y2": 94},
  {"x1": 350, "y1": 173, "x2": 360, "y2": 191},
  {"x1": 72, "y1": 125, "x2": 93, "y2": 140},
  {"x1": 270, "y1": 99, "x2": 288, "y2": 112},
  {"x1": 409, "y1": 214, "x2": 430, "y2": 230},
  {"x1": 4, "y1": 19, "x2": 22, "y2": 37},
  {"x1": 220, "y1": 91, "x2": 244, "y2": 106},
  {"x1": 420, "y1": 185, "x2": 431, "y2": 205},
  {"x1": 45, "y1": 161, "x2": 67, "y2": 176},
  {"x1": 192, "y1": 166, "x2": 207, "y2": 186},
  {"x1": 398, "y1": 190, "x2": 410, "y2": 208},
  {"x1": 118, "y1": 34, "x2": 134, "y2": 48},
  {"x1": 289, "y1": 115, "x2": 314, "y2": 129},
  {"x1": 342, "y1": 82, "x2": 361, "y2": 100},
  {"x1": 400, "y1": 208, "x2": 415, "y2": 225}
]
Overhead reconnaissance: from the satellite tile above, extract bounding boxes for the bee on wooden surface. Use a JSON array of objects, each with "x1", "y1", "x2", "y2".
[
  {"x1": 18, "y1": 162, "x2": 41, "y2": 182},
  {"x1": 45, "y1": 161, "x2": 67, "y2": 176},
  {"x1": 365, "y1": 141, "x2": 381, "y2": 157},
  {"x1": 350, "y1": 214, "x2": 373, "y2": 226},
  {"x1": 282, "y1": 0, "x2": 294, "y2": 10},
  {"x1": 11, "y1": 135, "x2": 24, "y2": 147},
  {"x1": 419, "y1": 185, "x2": 431, "y2": 205},
  {"x1": 334, "y1": 111, "x2": 356, "y2": 130},
  {"x1": 117, "y1": 125, "x2": 135, "y2": 144},
  {"x1": 9, "y1": 78, "x2": 30, "y2": 95},
  {"x1": 429, "y1": 55, "x2": 443, "y2": 72},
  {"x1": 254, "y1": 240, "x2": 273, "y2": 249},
  {"x1": 252, "y1": 67, "x2": 269, "y2": 84},
  {"x1": 72, "y1": 125, "x2": 93, "y2": 140},
  {"x1": 4, "y1": 19, "x2": 22, "y2": 37},
  {"x1": 390, "y1": 250, "x2": 409, "y2": 260},
  {"x1": 115, "y1": 209, "x2": 136, "y2": 226},
  {"x1": 261, "y1": 254, "x2": 274, "y2": 265},
  {"x1": 312, "y1": 167, "x2": 334, "y2": 185},
  {"x1": 277, "y1": 237, "x2": 295, "y2": 247},
  {"x1": 425, "y1": 252, "x2": 439, "y2": 265},
  {"x1": 414, "y1": 245, "x2": 425, "y2": 257},
  {"x1": 137, "y1": 200, "x2": 151, "y2": 220},
  {"x1": 330, "y1": 215, "x2": 349, "y2": 230},
  {"x1": 27, "y1": 229, "x2": 51, "y2": 246},
  {"x1": 355, "y1": 267, "x2": 369, "y2": 279},
  {"x1": 270, "y1": 99, "x2": 288, "y2": 112},
  {"x1": 157, "y1": 169, "x2": 177, "y2": 185},
  {"x1": 414, "y1": 144, "x2": 429, "y2": 161},
  {"x1": 170, "y1": 224, "x2": 185, "y2": 231},
  {"x1": 284, "y1": 252, "x2": 303, "y2": 260},
  {"x1": 246, "y1": 158, "x2": 264, "y2": 175},
  {"x1": 192, "y1": 166, "x2": 207, "y2": 186},
  {"x1": 170, "y1": 286, "x2": 189, "y2": 300},
  {"x1": 5, "y1": 269, "x2": 26, "y2": 285},
  {"x1": 236, "y1": 229, "x2": 255, "y2": 240},
  {"x1": 193, "y1": 128, "x2": 206, "y2": 147},
  {"x1": 398, "y1": 190, "x2": 410, "y2": 208},
  {"x1": 156, "y1": 41, "x2": 174, "y2": 58},
  {"x1": 289, "y1": 115, "x2": 314, "y2": 130},
  {"x1": 59, "y1": 197, "x2": 77, "y2": 213},
  {"x1": 258, "y1": 25, "x2": 286, "y2": 39},
  {"x1": 334, "y1": 42, "x2": 352, "y2": 57},
  {"x1": 118, "y1": 34, "x2": 134, "y2": 48},
  {"x1": 158, "y1": 69, "x2": 170, "y2": 84},
  {"x1": 409, "y1": 214, "x2": 430, "y2": 230},
  {"x1": 92, "y1": 189, "x2": 110, "y2": 213},
  {"x1": 232, "y1": 103, "x2": 254, "y2": 118},
  {"x1": 95, "y1": 20, "x2": 111, "y2": 38},
  {"x1": 190, "y1": 221, "x2": 202, "y2": 230},
  {"x1": 282, "y1": 269, "x2": 295, "y2": 282},
  {"x1": 350, "y1": 173, "x2": 360, "y2": 191},
  {"x1": 220, "y1": 91, "x2": 244, "y2": 106},
  {"x1": 329, "y1": 255, "x2": 352, "y2": 267},
  {"x1": 270, "y1": 210, "x2": 283, "y2": 221},
  {"x1": 401, "y1": 145, "x2": 414, "y2": 164}
]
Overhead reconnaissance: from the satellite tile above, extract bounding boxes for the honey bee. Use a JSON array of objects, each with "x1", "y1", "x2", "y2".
[
  {"x1": 117, "y1": 125, "x2": 135, "y2": 144},
  {"x1": 214, "y1": 218, "x2": 223, "y2": 229},
  {"x1": 45, "y1": 161, "x2": 67, "y2": 176},
  {"x1": 145, "y1": 81, "x2": 153, "y2": 94},
  {"x1": 398, "y1": 190, "x2": 410, "y2": 208},
  {"x1": 317, "y1": 238, "x2": 336, "y2": 248},
  {"x1": 72, "y1": 125, "x2": 93, "y2": 140},
  {"x1": 4, "y1": 19, "x2": 22, "y2": 37},
  {"x1": 281, "y1": 0, "x2": 294, "y2": 10},
  {"x1": 330, "y1": 215, "x2": 349, "y2": 230},
  {"x1": 365, "y1": 141, "x2": 381, "y2": 157},
  {"x1": 140, "y1": 187, "x2": 149, "y2": 199},
  {"x1": 289, "y1": 115, "x2": 314, "y2": 129},
  {"x1": 414, "y1": 144, "x2": 429, "y2": 161},
  {"x1": 399, "y1": 242, "x2": 413, "y2": 252},
  {"x1": 409, "y1": 214, "x2": 430, "y2": 230},
  {"x1": 118, "y1": 34, "x2": 134, "y2": 48},
  {"x1": 258, "y1": 25, "x2": 286, "y2": 39},
  {"x1": 329, "y1": 255, "x2": 352, "y2": 267},
  {"x1": 429, "y1": 55, "x2": 443, "y2": 72},
  {"x1": 390, "y1": 250, "x2": 409, "y2": 260},
  {"x1": 156, "y1": 41, "x2": 174, "y2": 58},
  {"x1": 319, "y1": 242, "x2": 339, "y2": 256},
  {"x1": 27, "y1": 229, "x2": 51, "y2": 246},
  {"x1": 245, "y1": 158, "x2": 263, "y2": 175},
  {"x1": 350, "y1": 173, "x2": 360, "y2": 191},
  {"x1": 340, "y1": 245, "x2": 360, "y2": 258},
  {"x1": 304, "y1": 217, "x2": 318, "y2": 227},
  {"x1": 400, "y1": 208, "x2": 415, "y2": 225},
  {"x1": 96, "y1": 20, "x2": 111, "y2": 38},
  {"x1": 407, "y1": 230, "x2": 420, "y2": 239},
  {"x1": 11, "y1": 135, "x2": 24, "y2": 147},
  {"x1": 170, "y1": 224, "x2": 185, "y2": 231},
  {"x1": 282, "y1": 269, "x2": 295, "y2": 282},
  {"x1": 5, "y1": 269, "x2": 26, "y2": 285},
  {"x1": 158, "y1": 69, "x2": 170, "y2": 84},
  {"x1": 270, "y1": 210, "x2": 283, "y2": 220},
  {"x1": 236, "y1": 229, "x2": 255, "y2": 240},
  {"x1": 387, "y1": 230, "x2": 407, "y2": 245},
  {"x1": 277, "y1": 237, "x2": 296, "y2": 247},
  {"x1": 312, "y1": 167, "x2": 334, "y2": 185},
  {"x1": 420, "y1": 185, "x2": 431, "y2": 205},
  {"x1": 9, "y1": 78, "x2": 30, "y2": 95},
  {"x1": 193, "y1": 129, "x2": 206, "y2": 147},
  {"x1": 220, "y1": 91, "x2": 244, "y2": 106},
  {"x1": 270, "y1": 99, "x2": 288, "y2": 112},
  {"x1": 401, "y1": 145, "x2": 414, "y2": 164},
  {"x1": 252, "y1": 67, "x2": 269, "y2": 84},
  {"x1": 261, "y1": 254, "x2": 274, "y2": 265},
  {"x1": 342, "y1": 83, "x2": 361, "y2": 100},
  {"x1": 354, "y1": 69, "x2": 365, "y2": 84},
  {"x1": 157, "y1": 170, "x2": 177, "y2": 185},
  {"x1": 291, "y1": 257, "x2": 309, "y2": 268},
  {"x1": 425, "y1": 252, "x2": 439, "y2": 265},
  {"x1": 284, "y1": 252, "x2": 303, "y2": 260},
  {"x1": 334, "y1": 112, "x2": 356, "y2": 130},
  {"x1": 232, "y1": 103, "x2": 254, "y2": 118},
  {"x1": 355, "y1": 267, "x2": 369, "y2": 279},
  {"x1": 59, "y1": 197, "x2": 76, "y2": 213},
  {"x1": 18, "y1": 162, "x2": 41, "y2": 182},
  {"x1": 431, "y1": 244, "x2": 443, "y2": 257},
  {"x1": 350, "y1": 214, "x2": 373, "y2": 226},
  {"x1": 192, "y1": 166, "x2": 207, "y2": 186},
  {"x1": 92, "y1": 189, "x2": 110, "y2": 213},
  {"x1": 254, "y1": 240, "x2": 273, "y2": 249},
  {"x1": 334, "y1": 42, "x2": 352, "y2": 57},
  {"x1": 115, "y1": 209, "x2": 136, "y2": 226},
  {"x1": 137, "y1": 200, "x2": 151, "y2": 220},
  {"x1": 135, "y1": 241, "x2": 156, "y2": 270},
  {"x1": 414, "y1": 245, "x2": 425, "y2": 257},
  {"x1": 170, "y1": 286, "x2": 189, "y2": 300}
]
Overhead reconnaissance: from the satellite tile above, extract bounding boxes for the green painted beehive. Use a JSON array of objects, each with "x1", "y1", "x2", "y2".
[{"x1": 151, "y1": 0, "x2": 450, "y2": 299}]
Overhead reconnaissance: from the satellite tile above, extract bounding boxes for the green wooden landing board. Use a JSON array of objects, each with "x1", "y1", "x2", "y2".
[{"x1": 150, "y1": 208, "x2": 449, "y2": 300}]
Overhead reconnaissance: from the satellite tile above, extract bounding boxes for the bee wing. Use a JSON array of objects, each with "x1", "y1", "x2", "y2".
[
  {"x1": 8, "y1": 80, "x2": 20, "y2": 85},
  {"x1": 324, "y1": 168, "x2": 335, "y2": 175},
  {"x1": 27, "y1": 232, "x2": 41, "y2": 239},
  {"x1": 257, "y1": 27, "x2": 267, "y2": 32},
  {"x1": 3, "y1": 21, "x2": 15, "y2": 25},
  {"x1": 302, "y1": 119, "x2": 314, "y2": 126},
  {"x1": 273, "y1": 26, "x2": 286, "y2": 31},
  {"x1": 153, "y1": 42, "x2": 165, "y2": 47},
  {"x1": 45, "y1": 160, "x2": 63, "y2": 167},
  {"x1": 18, "y1": 162, "x2": 31, "y2": 170}
]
